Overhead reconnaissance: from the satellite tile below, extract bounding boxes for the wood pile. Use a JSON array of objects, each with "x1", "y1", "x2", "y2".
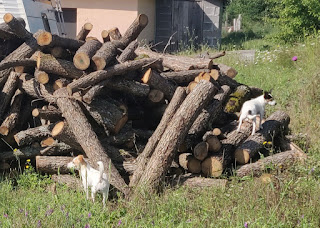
[{"x1": 0, "y1": 13, "x2": 307, "y2": 198}]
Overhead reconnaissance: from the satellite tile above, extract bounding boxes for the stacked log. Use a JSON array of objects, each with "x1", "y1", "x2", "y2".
[{"x1": 0, "y1": 13, "x2": 306, "y2": 198}]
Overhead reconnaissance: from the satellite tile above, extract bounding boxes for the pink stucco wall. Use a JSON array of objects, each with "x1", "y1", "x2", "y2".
[{"x1": 61, "y1": 0, "x2": 140, "y2": 42}]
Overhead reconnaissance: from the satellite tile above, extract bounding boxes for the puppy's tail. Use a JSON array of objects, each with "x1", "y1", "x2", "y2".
[{"x1": 97, "y1": 161, "x2": 104, "y2": 183}]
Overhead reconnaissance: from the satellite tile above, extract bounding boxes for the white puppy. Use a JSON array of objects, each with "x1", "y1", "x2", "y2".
[
  {"x1": 67, "y1": 155, "x2": 110, "y2": 207},
  {"x1": 237, "y1": 91, "x2": 276, "y2": 135}
]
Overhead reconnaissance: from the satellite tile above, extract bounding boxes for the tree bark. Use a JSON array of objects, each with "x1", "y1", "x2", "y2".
[
  {"x1": 130, "y1": 87, "x2": 187, "y2": 187},
  {"x1": 117, "y1": 40, "x2": 138, "y2": 63},
  {"x1": 136, "y1": 47, "x2": 214, "y2": 71},
  {"x1": 210, "y1": 69, "x2": 239, "y2": 90},
  {"x1": 235, "y1": 111, "x2": 290, "y2": 165},
  {"x1": 92, "y1": 40, "x2": 122, "y2": 70},
  {"x1": 120, "y1": 14, "x2": 148, "y2": 47},
  {"x1": 0, "y1": 146, "x2": 41, "y2": 161},
  {"x1": 0, "y1": 71, "x2": 20, "y2": 119},
  {"x1": 109, "y1": 27, "x2": 122, "y2": 41},
  {"x1": 73, "y1": 38, "x2": 102, "y2": 70},
  {"x1": 51, "y1": 174, "x2": 82, "y2": 190},
  {"x1": 225, "y1": 85, "x2": 251, "y2": 113},
  {"x1": 142, "y1": 68, "x2": 177, "y2": 100},
  {"x1": 0, "y1": 17, "x2": 26, "y2": 40},
  {"x1": 54, "y1": 88, "x2": 130, "y2": 196},
  {"x1": 170, "y1": 174, "x2": 228, "y2": 188},
  {"x1": 236, "y1": 150, "x2": 307, "y2": 178},
  {"x1": 40, "y1": 141, "x2": 73, "y2": 156},
  {"x1": 136, "y1": 80, "x2": 218, "y2": 191},
  {"x1": 161, "y1": 69, "x2": 210, "y2": 85},
  {"x1": 32, "y1": 105, "x2": 62, "y2": 122},
  {"x1": 14, "y1": 124, "x2": 54, "y2": 146},
  {"x1": 3, "y1": 13, "x2": 32, "y2": 40},
  {"x1": 0, "y1": 59, "x2": 36, "y2": 71},
  {"x1": 218, "y1": 63, "x2": 238, "y2": 78},
  {"x1": 66, "y1": 58, "x2": 160, "y2": 95},
  {"x1": 76, "y1": 22, "x2": 93, "y2": 41}
]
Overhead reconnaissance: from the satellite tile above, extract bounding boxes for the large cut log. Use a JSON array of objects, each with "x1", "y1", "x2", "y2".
[
  {"x1": 142, "y1": 68, "x2": 177, "y2": 100},
  {"x1": 120, "y1": 14, "x2": 148, "y2": 47},
  {"x1": 185, "y1": 85, "x2": 231, "y2": 148},
  {"x1": 36, "y1": 30, "x2": 84, "y2": 50},
  {"x1": 136, "y1": 80, "x2": 218, "y2": 191},
  {"x1": 201, "y1": 121, "x2": 253, "y2": 177},
  {"x1": 117, "y1": 40, "x2": 138, "y2": 63},
  {"x1": 0, "y1": 90, "x2": 23, "y2": 136},
  {"x1": 178, "y1": 153, "x2": 201, "y2": 173},
  {"x1": 130, "y1": 87, "x2": 187, "y2": 187},
  {"x1": 32, "y1": 105, "x2": 62, "y2": 122},
  {"x1": 209, "y1": 69, "x2": 239, "y2": 90},
  {"x1": 161, "y1": 69, "x2": 210, "y2": 85},
  {"x1": 40, "y1": 141, "x2": 73, "y2": 156},
  {"x1": 136, "y1": 47, "x2": 214, "y2": 71},
  {"x1": 82, "y1": 98, "x2": 128, "y2": 134},
  {"x1": 0, "y1": 59, "x2": 36, "y2": 71},
  {"x1": 92, "y1": 41, "x2": 122, "y2": 70},
  {"x1": 170, "y1": 174, "x2": 228, "y2": 188},
  {"x1": 0, "y1": 71, "x2": 20, "y2": 119},
  {"x1": 0, "y1": 145, "x2": 41, "y2": 161},
  {"x1": 193, "y1": 141, "x2": 209, "y2": 161},
  {"x1": 225, "y1": 85, "x2": 251, "y2": 113},
  {"x1": 76, "y1": 22, "x2": 93, "y2": 41},
  {"x1": 235, "y1": 111, "x2": 290, "y2": 165},
  {"x1": 0, "y1": 17, "x2": 26, "y2": 40},
  {"x1": 3, "y1": 13, "x2": 32, "y2": 40},
  {"x1": 218, "y1": 63, "x2": 238, "y2": 79},
  {"x1": 66, "y1": 58, "x2": 161, "y2": 95},
  {"x1": 54, "y1": 88, "x2": 130, "y2": 196},
  {"x1": 236, "y1": 150, "x2": 307, "y2": 177},
  {"x1": 203, "y1": 133, "x2": 222, "y2": 153},
  {"x1": 14, "y1": 124, "x2": 54, "y2": 146},
  {"x1": 33, "y1": 51, "x2": 84, "y2": 79},
  {"x1": 73, "y1": 38, "x2": 102, "y2": 70}
]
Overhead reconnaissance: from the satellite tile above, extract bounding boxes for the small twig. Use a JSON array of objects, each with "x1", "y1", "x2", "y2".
[{"x1": 163, "y1": 32, "x2": 177, "y2": 54}]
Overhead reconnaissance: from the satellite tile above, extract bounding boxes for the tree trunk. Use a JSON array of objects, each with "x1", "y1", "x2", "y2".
[
  {"x1": 161, "y1": 69, "x2": 210, "y2": 85},
  {"x1": 3, "y1": 13, "x2": 32, "y2": 40},
  {"x1": 66, "y1": 58, "x2": 161, "y2": 95},
  {"x1": 178, "y1": 153, "x2": 201, "y2": 174},
  {"x1": 218, "y1": 63, "x2": 238, "y2": 78},
  {"x1": 0, "y1": 71, "x2": 20, "y2": 119},
  {"x1": 0, "y1": 59, "x2": 36, "y2": 71},
  {"x1": 136, "y1": 47, "x2": 214, "y2": 71},
  {"x1": 54, "y1": 88, "x2": 130, "y2": 196},
  {"x1": 33, "y1": 51, "x2": 84, "y2": 79},
  {"x1": 129, "y1": 87, "x2": 187, "y2": 187},
  {"x1": 120, "y1": 14, "x2": 148, "y2": 47},
  {"x1": 0, "y1": 17, "x2": 26, "y2": 40},
  {"x1": 236, "y1": 150, "x2": 307, "y2": 178},
  {"x1": 0, "y1": 90, "x2": 23, "y2": 136},
  {"x1": 73, "y1": 38, "x2": 102, "y2": 70},
  {"x1": 14, "y1": 124, "x2": 54, "y2": 146},
  {"x1": 225, "y1": 85, "x2": 251, "y2": 113},
  {"x1": 117, "y1": 40, "x2": 138, "y2": 63},
  {"x1": 235, "y1": 111, "x2": 290, "y2": 165},
  {"x1": 142, "y1": 68, "x2": 177, "y2": 100},
  {"x1": 36, "y1": 156, "x2": 73, "y2": 174},
  {"x1": 76, "y1": 22, "x2": 93, "y2": 41},
  {"x1": 40, "y1": 141, "x2": 73, "y2": 156},
  {"x1": 136, "y1": 80, "x2": 218, "y2": 191},
  {"x1": 92, "y1": 41, "x2": 122, "y2": 70}
]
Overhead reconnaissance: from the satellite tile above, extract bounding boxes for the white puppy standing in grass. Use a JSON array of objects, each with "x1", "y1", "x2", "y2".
[
  {"x1": 237, "y1": 91, "x2": 276, "y2": 135},
  {"x1": 67, "y1": 155, "x2": 110, "y2": 207}
]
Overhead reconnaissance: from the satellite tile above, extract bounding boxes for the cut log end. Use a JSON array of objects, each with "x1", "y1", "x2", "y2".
[
  {"x1": 101, "y1": 30, "x2": 110, "y2": 42},
  {"x1": 92, "y1": 56, "x2": 106, "y2": 70},
  {"x1": 41, "y1": 137, "x2": 55, "y2": 147},
  {"x1": 148, "y1": 89, "x2": 164, "y2": 103},
  {"x1": 234, "y1": 148, "x2": 250, "y2": 165},
  {"x1": 32, "y1": 108, "x2": 40, "y2": 117},
  {"x1": 141, "y1": 68, "x2": 152, "y2": 84},
  {"x1": 34, "y1": 70, "x2": 49, "y2": 84},
  {"x1": 206, "y1": 135, "x2": 222, "y2": 153},
  {"x1": 0, "y1": 126, "x2": 9, "y2": 136},
  {"x1": 138, "y1": 14, "x2": 149, "y2": 26},
  {"x1": 187, "y1": 81, "x2": 197, "y2": 93},
  {"x1": 37, "y1": 31, "x2": 52, "y2": 46},
  {"x1": 3, "y1": 13, "x2": 14, "y2": 23},
  {"x1": 201, "y1": 157, "x2": 223, "y2": 177},
  {"x1": 114, "y1": 114, "x2": 128, "y2": 134},
  {"x1": 193, "y1": 141, "x2": 209, "y2": 161},
  {"x1": 84, "y1": 22, "x2": 93, "y2": 31},
  {"x1": 51, "y1": 121, "x2": 64, "y2": 137},
  {"x1": 73, "y1": 53, "x2": 90, "y2": 70}
]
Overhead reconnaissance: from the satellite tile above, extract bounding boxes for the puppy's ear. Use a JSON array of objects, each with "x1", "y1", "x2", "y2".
[
  {"x1": 78, "y1": 155, "x2": 84, "y2": 161},
  {"x1": 263, "y1": 91, "x2": 269, "y2": 99}
]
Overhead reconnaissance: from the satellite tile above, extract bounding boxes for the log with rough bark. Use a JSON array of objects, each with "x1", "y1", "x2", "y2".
[
  {"x1": 170, "y1": 174, "x2": 228, "y2": 188},
  {"x1": 51, "y1": 174, "x2": 82, "y2": 189},
  {"x1": 32, "y1": 105, "x2": 62, "y2": 122},
  {"x1": 82, "y1": 98, "x2": 128, "y2": 134},
  {"x1": 50, "y1": 46, "x2": 73, "y2": 60},
  {"x1": 142, "y1": 68, "x2": 177, "y2": 100},
  {"x1": 185, "y1": 85, "x2": 231, "y2": 148},
  {"x1": 120, "y1": 14, "x2": 148, "y2": 47},
  {"x1": 225, "y1": 85, "x2": 251, "y2": 113},
  {"x1": 203, "y1": 134, "x2": 222, "y2": 153},
  {"x1": 0, "y1": 145, "x2": 41, "y2": 161},
  {"x1": 0, "y1": 90, "x2": 23, "y2": 136},
  {"x1": 76, "y1": 22, "x2": 93, "y2": 41},
  {"x1": 3, "y1": 13, "x2": 32, "y2": 40},
  {"x1": 129, "y1": 87, "x2": 187, "y2": 187},
  {"x1": 109, "y1": 27, "x2": 122, "y2": 40},
  {"x1": 161, "y1": 69, "x2": 210, "y2": 85},
  {"x1": 14, "y1": 124, "x2": 54, "y2": 146},
  {"x1": 235, "y1": 111, "x2": 290, "y2": 165},
  {"x1": 146, "y1": 89, "x2": 165, "y2": 105},
  {"x1": 40, "y1": 137, "x2": 55, "y2": 147},
  {"x1": 53, "y1": 78, "x2": 70, "y2": 90},
  {"x1": 34, "y1": 68, "x2": 49, "y2": 84},
  {"x1": 0, "y1": 71, "x2": 20, "y2": 119},
  {"x1": 0, "y1": 59, "x2": 36, "y2": 71},
  {"x1": 193, "y1": 141, "x2": 209, "y2": 161},
  {"x1": 117, "y1": 40, "x2": 138, "y2": 63},
  {"x1": 218, "y1": 63, "x2": 238, "y2": 78},
  {"x1": 136, "y1": 47, "x2": 214, "y2": 71},
  {"x1": 236, "y1": 150, "x2": 307, "y2": 177},
  {"x1": 209, "y1": 69, "x2": 239, "y2": 90},
  {"x1": 66, "y1": 58, "x2": 161, "y2": 95},
  {"x1": 92, "y1": 40, "x2": 122, "y2": 70},
  {"x1": 0, "y1": 17, "x2": 26, "y2": 40},
  {"x1": 36, "y1": 30, "x2": 85, "y2": 50},
  {"x1": 136, "y1": 80, "x2": 218, "y2": 191},
  {"x1": 178, "y1": 153, "x2": 201, "y2": 173},
  {"x1": 40, "y1": 141, "x2": 73, "y2": 156},
  {"x1": 201, "y1": 121, "x2": 253, "y2": 177},
  {"x1": 73, "y1": 38, "x2": 102, "y2": 70},
  {"x1": 33, "y1": 51, "x2": 84, "y2": 79},
  {"x1": 54, "y1": 88, "x2": 130, "y2": 196},
  {"x1": 101, "y1": 30, "x2": 110, "y2": 43},
  {"x1": 36, "y1": 156, "x2": 73, "y2": 174}
]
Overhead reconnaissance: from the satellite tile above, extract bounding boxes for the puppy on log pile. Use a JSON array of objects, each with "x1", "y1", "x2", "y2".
[{"x1": 0, "y1": 13, "x2": 307, "y2": 198}]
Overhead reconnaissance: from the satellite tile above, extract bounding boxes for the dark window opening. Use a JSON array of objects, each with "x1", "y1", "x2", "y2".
[{"x1": 41, "y1": 13, "x2": 51, "y2": 32}]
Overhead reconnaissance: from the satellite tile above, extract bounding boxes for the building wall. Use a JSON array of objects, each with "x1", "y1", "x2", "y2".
[
  {"x1": 61, "y1": 0, "x2": 139, "y2": 41},
  {"x1": 138, "y1": 0, "x2": 155, "y2": 44}
]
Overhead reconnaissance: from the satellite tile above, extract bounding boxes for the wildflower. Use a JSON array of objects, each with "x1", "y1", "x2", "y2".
[
  {"x1": 88, "y1": 212, "x2": 91, "y2": 218},
  {"x1": 19, "y1": 208, "x2": 24, "y2": 213},
  {"x1": 3, "y1": 213, "x2": 8, "y2": 218},
  {"x1": 244, "y1": 222, "x2": 248, "y2": 228},
  {"x1": 25, "y1": 211, "x2": 28, "y2": 217},
  {"x1": 309, "y1": 167, "x2": 315, "y2": 174},
  {"x1": 25, "y1": 165, "x2": 29, "y2": 169},
  {"x1": 118, "y1": 219, "x2": 122, "y2": 226},
  {"x1": 66, "y1": 212, "x2": 69, "y2": 218},
  {"x1": 292, "y1": 56, "x2": 298, "y2": 61},
  {"x1": 84, "y1": 224, "x2": 90, "y2": 228},
  {"x1": 45, "y1": 209, "x2": 54, "y2": 216},
  {"x1": 26, "y1": 159, "x2": 31, "y2": 162},
  {"x1": 37, "y1": 220, "x2": 42, "y2": 228},
  {"x1": 263, "y1": 141, "x2": 267, "y2": 145}
]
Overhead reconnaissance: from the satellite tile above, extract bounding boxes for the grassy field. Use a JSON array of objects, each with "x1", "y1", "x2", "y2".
[{"x1": 1, "y1": 36, "x2": 320, "y2": 227}]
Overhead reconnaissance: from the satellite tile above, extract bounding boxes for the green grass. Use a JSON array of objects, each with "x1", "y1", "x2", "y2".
[{"x1": 1, "y1": 36, "x2": 320, "y2": 227}]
